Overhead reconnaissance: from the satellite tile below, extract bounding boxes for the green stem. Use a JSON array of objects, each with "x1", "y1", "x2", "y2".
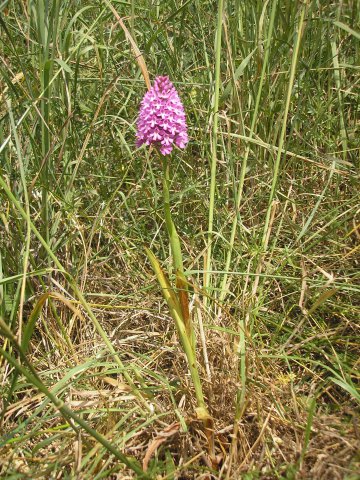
[
  {"x1": 7, "y1": 99, "x2": 31, "y2": 340},
  {"x1": 162, "y1": 157, "x2": 184, "y2": 275},
  {"x1": 145, "y1": 249, "x2": 211, "y2": 423},
  {"x1": 205, "y1": 0, "x2": 224, "y2": 302},
  {"x1": 162, "y1": 156, "x2": 194, "y2": 349}
]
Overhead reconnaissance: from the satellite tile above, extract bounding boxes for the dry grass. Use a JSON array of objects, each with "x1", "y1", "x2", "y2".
[{"x1": 2, "y1": 171, "x2": 359, "y2": 478}]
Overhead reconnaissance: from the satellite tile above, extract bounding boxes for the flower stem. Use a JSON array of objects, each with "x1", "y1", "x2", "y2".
[
  {"x1": 162, "y1": 156, "x2": 184, "y2": 275},
  {"x1": 147, "y1": 154, "x2": 215, "y2": 460},
  {"x1": 145, "y1": 247, "x2": 215, "y2": 460},
  {"x1": 162, "y1": 156, "x2": 194, "y2": 347}
]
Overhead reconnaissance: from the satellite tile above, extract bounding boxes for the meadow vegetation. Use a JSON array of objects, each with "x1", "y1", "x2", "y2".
[{"x1": 0, "y1": 0, "x2": 359, "y2": 478}]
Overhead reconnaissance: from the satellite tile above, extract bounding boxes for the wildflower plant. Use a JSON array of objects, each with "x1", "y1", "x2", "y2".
[{"x1": 138, "y1": 76, "x2": 215, "y2": 460}]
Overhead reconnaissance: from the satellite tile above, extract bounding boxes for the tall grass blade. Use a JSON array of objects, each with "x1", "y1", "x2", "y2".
[{"x1": 204, "y1": 0, "x2": 224, "y2": 303}]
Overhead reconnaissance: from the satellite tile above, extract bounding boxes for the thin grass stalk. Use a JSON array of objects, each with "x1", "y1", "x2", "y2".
[
  {"x1": 222, "y1": 7, "x2": 278, "y2": 454},
  {"x1": 225, "y1": 317, "x2": 246, "y2": 479},
  {"x1": 103, "y1": 0, "x2": 151, "y2": 90},
  {"x1": 331, "y1": 39, "x2": 347, "y2": 162},
  {"x1": 204, "y1": 0, "x2": 224, "y2": 303},
  {"x1": 195, "y1": 0, "x2": 212, "y2": 84},
  {"x1": 299, "y1": 397, "x2": 317, "y2": 468},
  {"x1": 7, "y1": 100, "x2": 31, "y2": 341},
  {"x1": 1, "y1": 120, "x2": 76, "y2": 359},
  {"x1": 228, "y1": 4, "x2": 307, "y2": 473},
  {"x1": 1, "y1": 292, "x2": 50, "y2": 423},
  {"x1": 35, "y1": 0, "x2": 60, "y2": 250},
  {"x1": 261, "y1": 5, "x2": 306, "y2": 248},
  {"x1": 0, "y1": 255, "x2": 3, "y2": 318},
  {"x1": 0, "y1": 342, "x2": 148, "y2": 478},
  {"x1": 0, "y1": 173, "x2": 151, "y2": 412},
  {"x1": 37, "y1": 0, "x2": 51, "y2": 247},
  {"x1": 130, "y1": 0, "x2": 135, "y2": 40},
  {"x1": 219, "y1": 0, "x2": 278, "y2": 304}
]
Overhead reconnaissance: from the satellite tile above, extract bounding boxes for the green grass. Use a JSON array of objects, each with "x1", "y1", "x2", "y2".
[{"x1": 0, "y1": 0, "x2": 359, "y2": 478}]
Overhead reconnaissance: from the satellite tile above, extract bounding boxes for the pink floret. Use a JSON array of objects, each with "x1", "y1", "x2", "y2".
[{"x1": 136, "y1": 76, "x2": 189, "y2": 155}]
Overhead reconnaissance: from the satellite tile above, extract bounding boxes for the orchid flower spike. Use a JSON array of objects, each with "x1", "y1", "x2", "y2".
[{"x1": 136, "y1": 76, "x2": 189, "y2": 155}]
